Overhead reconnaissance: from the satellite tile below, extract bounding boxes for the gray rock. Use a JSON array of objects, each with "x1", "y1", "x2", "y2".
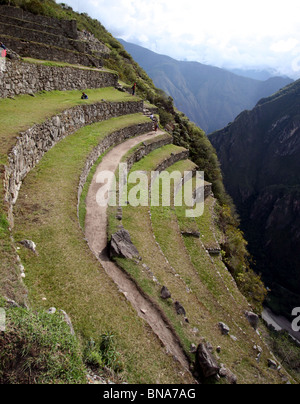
[
  {"x1": 219, "y1": 365, "x2": 238, "y2": 384},
  {"x1": 245, "y1": 311, "x2": 259, "y2": 330},
  {"x1": 268, "y1": 359, "x2": 278, "y2": 370},
  {"x1": 19, "y1": 239, "x2": 37, "y2": 254},
  {"x1": 161, "y1": 286, "x2": 171, "y2": 300},
  {"x1": 110, "y1": 228, "x2": 140, "y2": 259},
  {"x1": 219, "y1": 322, "x2": 230, "y2": 335},
  {"x1": 195, "y1": 343, "x2": 220, "y2": 378},
  {"x1": 190, "y1": 344, "x2": 197, "y2": 354},
  {"x1": 174, "y1": 301, "x2": 186, "y2": 316}
]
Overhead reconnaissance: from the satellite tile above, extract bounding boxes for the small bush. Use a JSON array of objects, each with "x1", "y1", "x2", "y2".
[{"x1": 84, "y1": 332, "x2": 123, "y2": 373}]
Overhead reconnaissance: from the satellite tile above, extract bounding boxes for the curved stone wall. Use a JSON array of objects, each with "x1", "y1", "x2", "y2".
[
  {"x1": 77, "y1": 121, "x2": 155, "y2": 211},
  {"x1": 4, "y1": 100, "x2": 144, "y2": 224}
]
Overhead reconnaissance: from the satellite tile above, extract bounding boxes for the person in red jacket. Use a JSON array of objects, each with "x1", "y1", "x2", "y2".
[
  {"x1": 0, "y1": 42, "x2": 7, "y2": 58},
  {"x1": 132, "y1": 83, "x2": 136, "y2": 96}
]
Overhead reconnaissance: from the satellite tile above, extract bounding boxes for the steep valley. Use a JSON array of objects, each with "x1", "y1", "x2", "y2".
[
  {"x1": 210, "y1": 80, "x2": 300, "y2": 320},
  {"x1": 0, "y1": 0, "x2": 298, "y2": 385}
]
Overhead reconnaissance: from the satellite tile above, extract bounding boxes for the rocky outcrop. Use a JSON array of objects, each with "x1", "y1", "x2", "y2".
[
  {"x1": 210, "y1": 79, "x2": 300, "y2": 316},
  {"x1": 195, "y1": 343, "x2": 220, "y2": 379},
  {"x1": 245, "y1": 311, "x2": 259, "y2": 330},
  {"x1": 0, "y1": 59, "x2": 118, "y2": 99}
]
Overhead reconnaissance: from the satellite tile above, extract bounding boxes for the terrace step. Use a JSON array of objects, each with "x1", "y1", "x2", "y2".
[
  {"x1": 0, "y1": 5, "x2": 108, "y2": 67},
  {"x1": 12, "y1": 115, "x2": 193, "y2": 383}
]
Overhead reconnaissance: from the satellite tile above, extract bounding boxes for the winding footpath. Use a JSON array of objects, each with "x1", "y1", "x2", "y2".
[{"x1": 84, "y1": 130, "x2": 191, "y2": 373}]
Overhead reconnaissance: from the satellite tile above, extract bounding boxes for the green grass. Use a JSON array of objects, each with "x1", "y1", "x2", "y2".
[
  {"x1": 11, "y1": 114, "x2": 192, "y2": 384},
  {"x1": 0, "y1": 87, "x2": 142, "y2": 304},
  {"x1": 0, "y1": 87, "x2": 139, "y2": 160},
  {"x1": 111, "y1": 148, "x2": 287, "y2": 384},
  {"x1": 0, "y1": 305, "x2": 87, "y2": 384},
  {"x1": 22, "y1": 57, "x2": 118, "y2": 75}
]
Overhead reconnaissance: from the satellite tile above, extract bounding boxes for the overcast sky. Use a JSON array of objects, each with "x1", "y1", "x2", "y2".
[{"x1": 65, "y1": 0, "x2": 300, "y2": 78}]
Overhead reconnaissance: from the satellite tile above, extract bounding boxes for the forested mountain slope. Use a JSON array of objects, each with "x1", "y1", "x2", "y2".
[{"x1": 210, "y1": 80, "x2": 300, "y2": 318}]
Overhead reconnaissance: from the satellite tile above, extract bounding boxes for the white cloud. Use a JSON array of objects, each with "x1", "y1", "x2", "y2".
[{"x1": 65, "y1": 0, "x2": 300, "y2": 78}]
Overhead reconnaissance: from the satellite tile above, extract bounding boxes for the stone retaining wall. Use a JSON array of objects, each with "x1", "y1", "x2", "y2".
[
  {"x1": 2, "y1": 36, "x2": 103, "y2": 68},
  {"x1": 0, "y1": 59, "x2": 118, "y2": 98},
  {"x1": 78, "y1": 121, "x2": 155, "y2": 209},
  {"x1": 4, "y1": 100, "x2": 144, "y2": 224},
  {"x1": 0, "y1": 5, "x2": 78, "y2": 39},
  {"x1": 126, "y1": 134, "x2": 173, "y2": 171},
  {"x1": 0, "y1": 13, "x2": 71, "y2": 37},
  {"x1": 1, "y1": 21, "x2": 85, "y2": 53},
  {"x1": 156, "y1": 150, "x2": 190, "y2": 173}
]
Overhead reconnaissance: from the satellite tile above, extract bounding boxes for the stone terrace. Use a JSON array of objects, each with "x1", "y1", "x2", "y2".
[{"x1": 0, "y1": 5, "x2": 109, "y2": 67}]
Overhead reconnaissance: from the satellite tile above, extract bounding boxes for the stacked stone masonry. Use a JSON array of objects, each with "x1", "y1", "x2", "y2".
[
  {"x1": 0, "y1": 13, "x2": 74, "y2": 38},
  {"x1": 0, "y1": 59, "x2": 118, "y2": 98},
  {"x1": 126, "y1": 135, "x2": 173, "y2": 171},
  {"x1": 0, "y1": 5, "x2": 108, "y2": 66},
  {"x1": 2, "y1": 37, "x2": 103, "y2": 68},
  {"x1": 78, "y1": 121, "x2": 155, "y2": 209},
  {"x1": 4, "y1": 100, "x2": 144, "y2": 224},
  {"x1": 0, "y1": 5, "x2": 78, "y2": 39},
  {"x1": 2, "y1": 21, "x2": 87, "y2": 53}
]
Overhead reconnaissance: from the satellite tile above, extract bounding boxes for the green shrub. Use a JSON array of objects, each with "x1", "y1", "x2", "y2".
[
  {"x1": 0, "y1": 306, "x2": 86, "y2": 384},
  {"x1": 83, "y1": 332, "x2": 123, "y2": 373}
]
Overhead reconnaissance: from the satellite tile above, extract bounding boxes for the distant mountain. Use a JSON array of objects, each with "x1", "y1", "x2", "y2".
[
  {"x1": 119, "y1": 39, "x2": 293, "y2": 133},
  {"x1": 210, "y1": 80, "x2": 300, "y2": 317},
  {"x1": 227, "y1": 68, "x2": 281, "y2": 81}
]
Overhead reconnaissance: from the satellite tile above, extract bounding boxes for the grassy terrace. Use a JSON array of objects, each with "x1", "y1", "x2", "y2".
[
  {"x1": 22, "y1": 57, "x2": 118, "y2": 75},
  {"x1": 0, "y1": 87, "x2": 136, "y2": 161},
  {"x1": 0, "y1": 87, "x2": 139, "y2": 302},
  {"x1": 109, "y1": 148, "x2": 284, "y2": 384},
  {"x1": 10, "y1": 113, "x2": 191, "y2": 384}
]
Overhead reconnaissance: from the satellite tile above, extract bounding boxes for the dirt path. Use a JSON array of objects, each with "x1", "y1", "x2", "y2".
[{"x1": 85, "y1": 130, "x2": 191, "y2": 372}]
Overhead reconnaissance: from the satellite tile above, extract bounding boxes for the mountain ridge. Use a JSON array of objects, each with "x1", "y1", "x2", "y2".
[
  {"x1": 210, "y1": 79, "x2": 300, "y2": 318},
  {"x1": 119, "y1": 38, "x2": 293, "y2": 133}
]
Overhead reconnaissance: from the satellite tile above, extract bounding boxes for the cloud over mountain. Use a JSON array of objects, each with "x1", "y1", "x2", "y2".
[{"x1": 67, "y1": 0, "x2": 300, "y2": 78}]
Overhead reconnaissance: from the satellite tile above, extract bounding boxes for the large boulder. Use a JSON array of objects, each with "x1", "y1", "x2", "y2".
[
  {"x1": 110, "y1": 228, "x2": 140, "y2": 260},
  {"x1": 218, "y1": 322, "x2": 230, "y2": 335},
  {"x1": 161, "y1": 286, "x2": 172, "y2": 300},
  {"x1": 195, "y1": 343, "x2": 220, "y2": 378},
  {"x1": 174, "y1": 301, "x2": 186, "y2": 316},
  {"x1": 245, "y1": 311, "x2": 259, "y2": 330}
]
